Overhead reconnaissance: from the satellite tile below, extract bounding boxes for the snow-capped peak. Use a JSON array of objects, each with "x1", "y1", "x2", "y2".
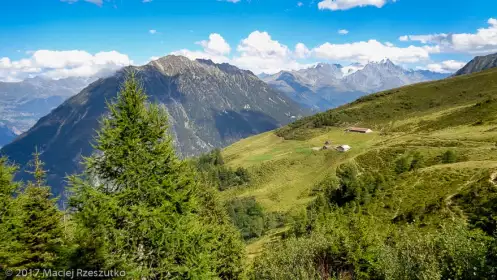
[{"x1": 341, "y1": 63, "x2": 365, "y2": 76}]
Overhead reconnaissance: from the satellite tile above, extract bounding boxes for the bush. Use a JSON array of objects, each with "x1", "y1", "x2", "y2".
[
  {"x1": 442, "y1": 150, "x2": 458, "y2": 164},
  {"x1": 195, "y1": 149, "x2": 251, "y2": 191},
  {"x1": 253, "y1": 211, "x2": 388, "y2": 280},
  {"x1": 380, "y1": 222, "x2": 492, "y2": 280},
  {"x1": 253, "y1": 209, "x2": 497, "y2": 280},
  {"x1": 226, "y1": 197, "x2": 285, "y2": 241}
]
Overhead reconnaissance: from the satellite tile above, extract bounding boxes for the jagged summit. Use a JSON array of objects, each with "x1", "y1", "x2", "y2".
[
  {"x1": 146, "y1": 55, "x2": 256, "y2": 77},
  {"x1": 313, "y1": 62, "x2": 343, "y2": 69},
  {"x1": 262, "y1": 60, "x2": 449, "y2": 111},
  {"x1": 379, "y1": 58, "x2": 395, "y2": 65}
]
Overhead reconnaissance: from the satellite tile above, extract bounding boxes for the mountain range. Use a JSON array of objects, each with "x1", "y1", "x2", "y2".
[
  {"x1": 262, "y1": 59, "x2": 449, "y2": 111},
  {"x1": 0, "y1": 76, "x2": 96, "y2": 146},
  {"x1": 0, "y1": 55, "x2": 307, "y2": 197},
  {"x1": 4, "y1": 52, "x2": 497, "y2": 199}
]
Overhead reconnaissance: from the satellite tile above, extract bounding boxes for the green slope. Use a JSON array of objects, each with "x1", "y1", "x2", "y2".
[
  {"x1": 276, "y1": 67, "x2": 497, "y2": 139},
  {"x1": 220, "y1": 68, "x2": 497, "y2": 258}
]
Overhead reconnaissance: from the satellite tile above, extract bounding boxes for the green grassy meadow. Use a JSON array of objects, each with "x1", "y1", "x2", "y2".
[{"x1": 220, "y1": 68, "x2": 497, "y2": 260}]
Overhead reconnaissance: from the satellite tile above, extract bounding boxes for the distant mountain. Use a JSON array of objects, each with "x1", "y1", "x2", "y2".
[
  {"x1": 1, "y1": 55, "x2": 307, "y2": 197},
  {"x1": 454, "y1": 53, "x2": 497, "y2": 76},
  {"x1": 263, "y1": 59, "x2": 449, "y2": 111},
  {"x1": 0, "y1": 76, "x2": 97, "y2": 140},
  {"x1": 0, "y1": 124, "x2": 16, "y2": 147}
]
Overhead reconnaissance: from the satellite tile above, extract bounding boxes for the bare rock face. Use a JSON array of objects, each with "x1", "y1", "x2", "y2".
[
  {"x1": 454, "y1": 53, "x2": 497, "y2": 76},
  {"x1": 1, "y1": 55, "x2": 307, "y2": 197}
]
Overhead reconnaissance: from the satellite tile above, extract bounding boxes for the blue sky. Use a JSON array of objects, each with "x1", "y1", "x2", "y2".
[{"x1": 0, "y1": 0, "x2": 496, "y2": 81}]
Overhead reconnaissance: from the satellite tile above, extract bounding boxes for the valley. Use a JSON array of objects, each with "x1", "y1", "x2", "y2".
[
  {"x1": 218, "y1": 67, "x2": 497, "y2": 268},
  {"x1": 3, "y1": 1, "x2": 497, "y2": 279}
]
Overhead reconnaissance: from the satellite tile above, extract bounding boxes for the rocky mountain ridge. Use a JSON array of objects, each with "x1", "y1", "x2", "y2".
[
  {"x1": 262, "y1": 59, "x2": 449, "y2": 111},
  {"x1": 1, "y1": 55, "x2": 307, "y2": 197},
  {"x1": 454, "y1": 52, "x2": 497, "y2": 76}
]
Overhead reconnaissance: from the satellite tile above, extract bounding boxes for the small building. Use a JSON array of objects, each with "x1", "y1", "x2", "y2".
[
  {"x1": 346, "y1": 127, "x2": 373, "y2": 134},
  {"x1": 337, "y1": 145, "x2": 351, "y2": 152}
]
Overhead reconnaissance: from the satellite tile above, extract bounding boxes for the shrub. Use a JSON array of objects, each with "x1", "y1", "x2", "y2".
[{"x1": 442, "y1": 150, "x2": 458, "y2": 164}]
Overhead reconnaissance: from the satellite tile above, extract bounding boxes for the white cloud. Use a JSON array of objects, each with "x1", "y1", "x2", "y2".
[
  {"x1": 338, "y1": 29, "x2": 349, "y2": 35},
  {"x1": 61, "y1": 0, "x2": 103, "y2": 6},
  {"x1": 400, "y1": 18, "x2": 497, "y2": 55},
  {"x1": 170, "y1": 33, "x2": 231, "y2": 64},
  {"x1": 312, "y1": 39, "x2": 438, "y2": 64},
  {"x1": 142, "y1": 0, "x2": 152, "y2": 2},
  {"x1": 149, "y1": 29, "x2": 157, "y2": 34},
  {"x1": 399, "y1": 35, "x2": 409, "y2": 42},
  {"x1": 318, "y1": 0, "x2": 387, "y2": 11},
  {"x1": 221, "y1": 0, "x2": 241, "y2": 2},
  {"x1": 170, "y1": 31, "x2": 309, "y2": 74},
  {"x1": 170, "y1": 49, "x2": 230, "y2": 64},
  {"x1": 197, "y1": 33, "x2": 231, "y2": 55},
  {"x1": 0, "y1": 50, "x2": 131, "y2": 82},
  {"x1": 420, "y1": 60, "x2": 467, "y2": 73},
  {"x1": 148, "y1": 56, "x2": 160, "y2": 63},
  {"x1": 85, "y1": 0, "x2": 103, "y2": 5},
  {"x1": 295, "y1": 43, "x2": 311, "y2": 59},
  {"x1": 168, "y1": 30, "x2": 443, "y2": 74},
  {"x1": 236, "y1": 31, "x2": 291, "y2": 59},
  {"x1": 297, "y1": 2, "x2": 304, "y2": 7},
  {"x1": 231, "y1": 31, "x2": 310, "y2": 74}
]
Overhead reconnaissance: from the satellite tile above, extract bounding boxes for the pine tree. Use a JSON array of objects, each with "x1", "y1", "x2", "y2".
[
  {"x1": 69, "y1": 71, "x2": 245, "y2": 279},
  {"x1": 9, "y1": 151, "x2": 65, "y2": 270}
]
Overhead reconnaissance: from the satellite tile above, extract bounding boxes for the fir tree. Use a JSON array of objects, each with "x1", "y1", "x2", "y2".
[
  {"x1": 2, "y1": 151, "x2": 65, "y2": 271},
  {"x1": 0, "y1": 158, "x2": 21, "y2": 271},
  {"x1": 69, "y1": 71, "x2": 245, "y2": 279}
]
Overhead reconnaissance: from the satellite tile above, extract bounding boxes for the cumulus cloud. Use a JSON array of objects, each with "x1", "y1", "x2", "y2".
[
  {"x1": 420, "y1": 60, "x2": 467, "y2": 73},
  {"x1": 312, "y1": 40, "x2": 438, "y2": 64},
  {"x1": 0, "y1": 50, "x2": 131, "y2": 82},
  {"x1": 236, "y1": 31, "x2": 291, "y2": 59},
  {"x1": 169, "y1": 31, "x2": 443, "y2": 74},
  {"x1": 295, "y1": 43, "x2": 311, "y2": 59},
  {"x1": 170, "y1": 33, "x2": 232, "y2": 64},
  {"x1": 170, "y1": 31, "x2": 310, "y2": 74},
  {"x1": 318, "y1": 0, "x2": 388, "y2": 11},
  {"x1": 399, "y1": 18, "x2": 497, "y2": 54},
  {"x1": 231, "y1": 31, "x2": 310, "y2": 74},
  {"x1": 338, "y1": 29, "x2": 349, "y2": 35},
  {"x1": 197, "y1": 33, "x2": 231, "y2": 55}
]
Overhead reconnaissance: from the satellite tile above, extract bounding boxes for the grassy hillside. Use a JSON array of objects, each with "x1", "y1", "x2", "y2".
[
  {"x1": 218, "y1": 68, "x2": 497, "y2": 268},
  {"x1": 276, "y1": 67, "x2": 497, "y2": 139}
]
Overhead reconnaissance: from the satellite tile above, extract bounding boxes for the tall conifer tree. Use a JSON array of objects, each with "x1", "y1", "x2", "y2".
[
  {"x1": 69, "y1": 71, "x2": 245, "y2": 279},
  {"x1": 2, "y1": 151, "x2": 65, "y2": 271},
  {"x1": 0, "y1": 158, "x2": 21, "y2": 271}
]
